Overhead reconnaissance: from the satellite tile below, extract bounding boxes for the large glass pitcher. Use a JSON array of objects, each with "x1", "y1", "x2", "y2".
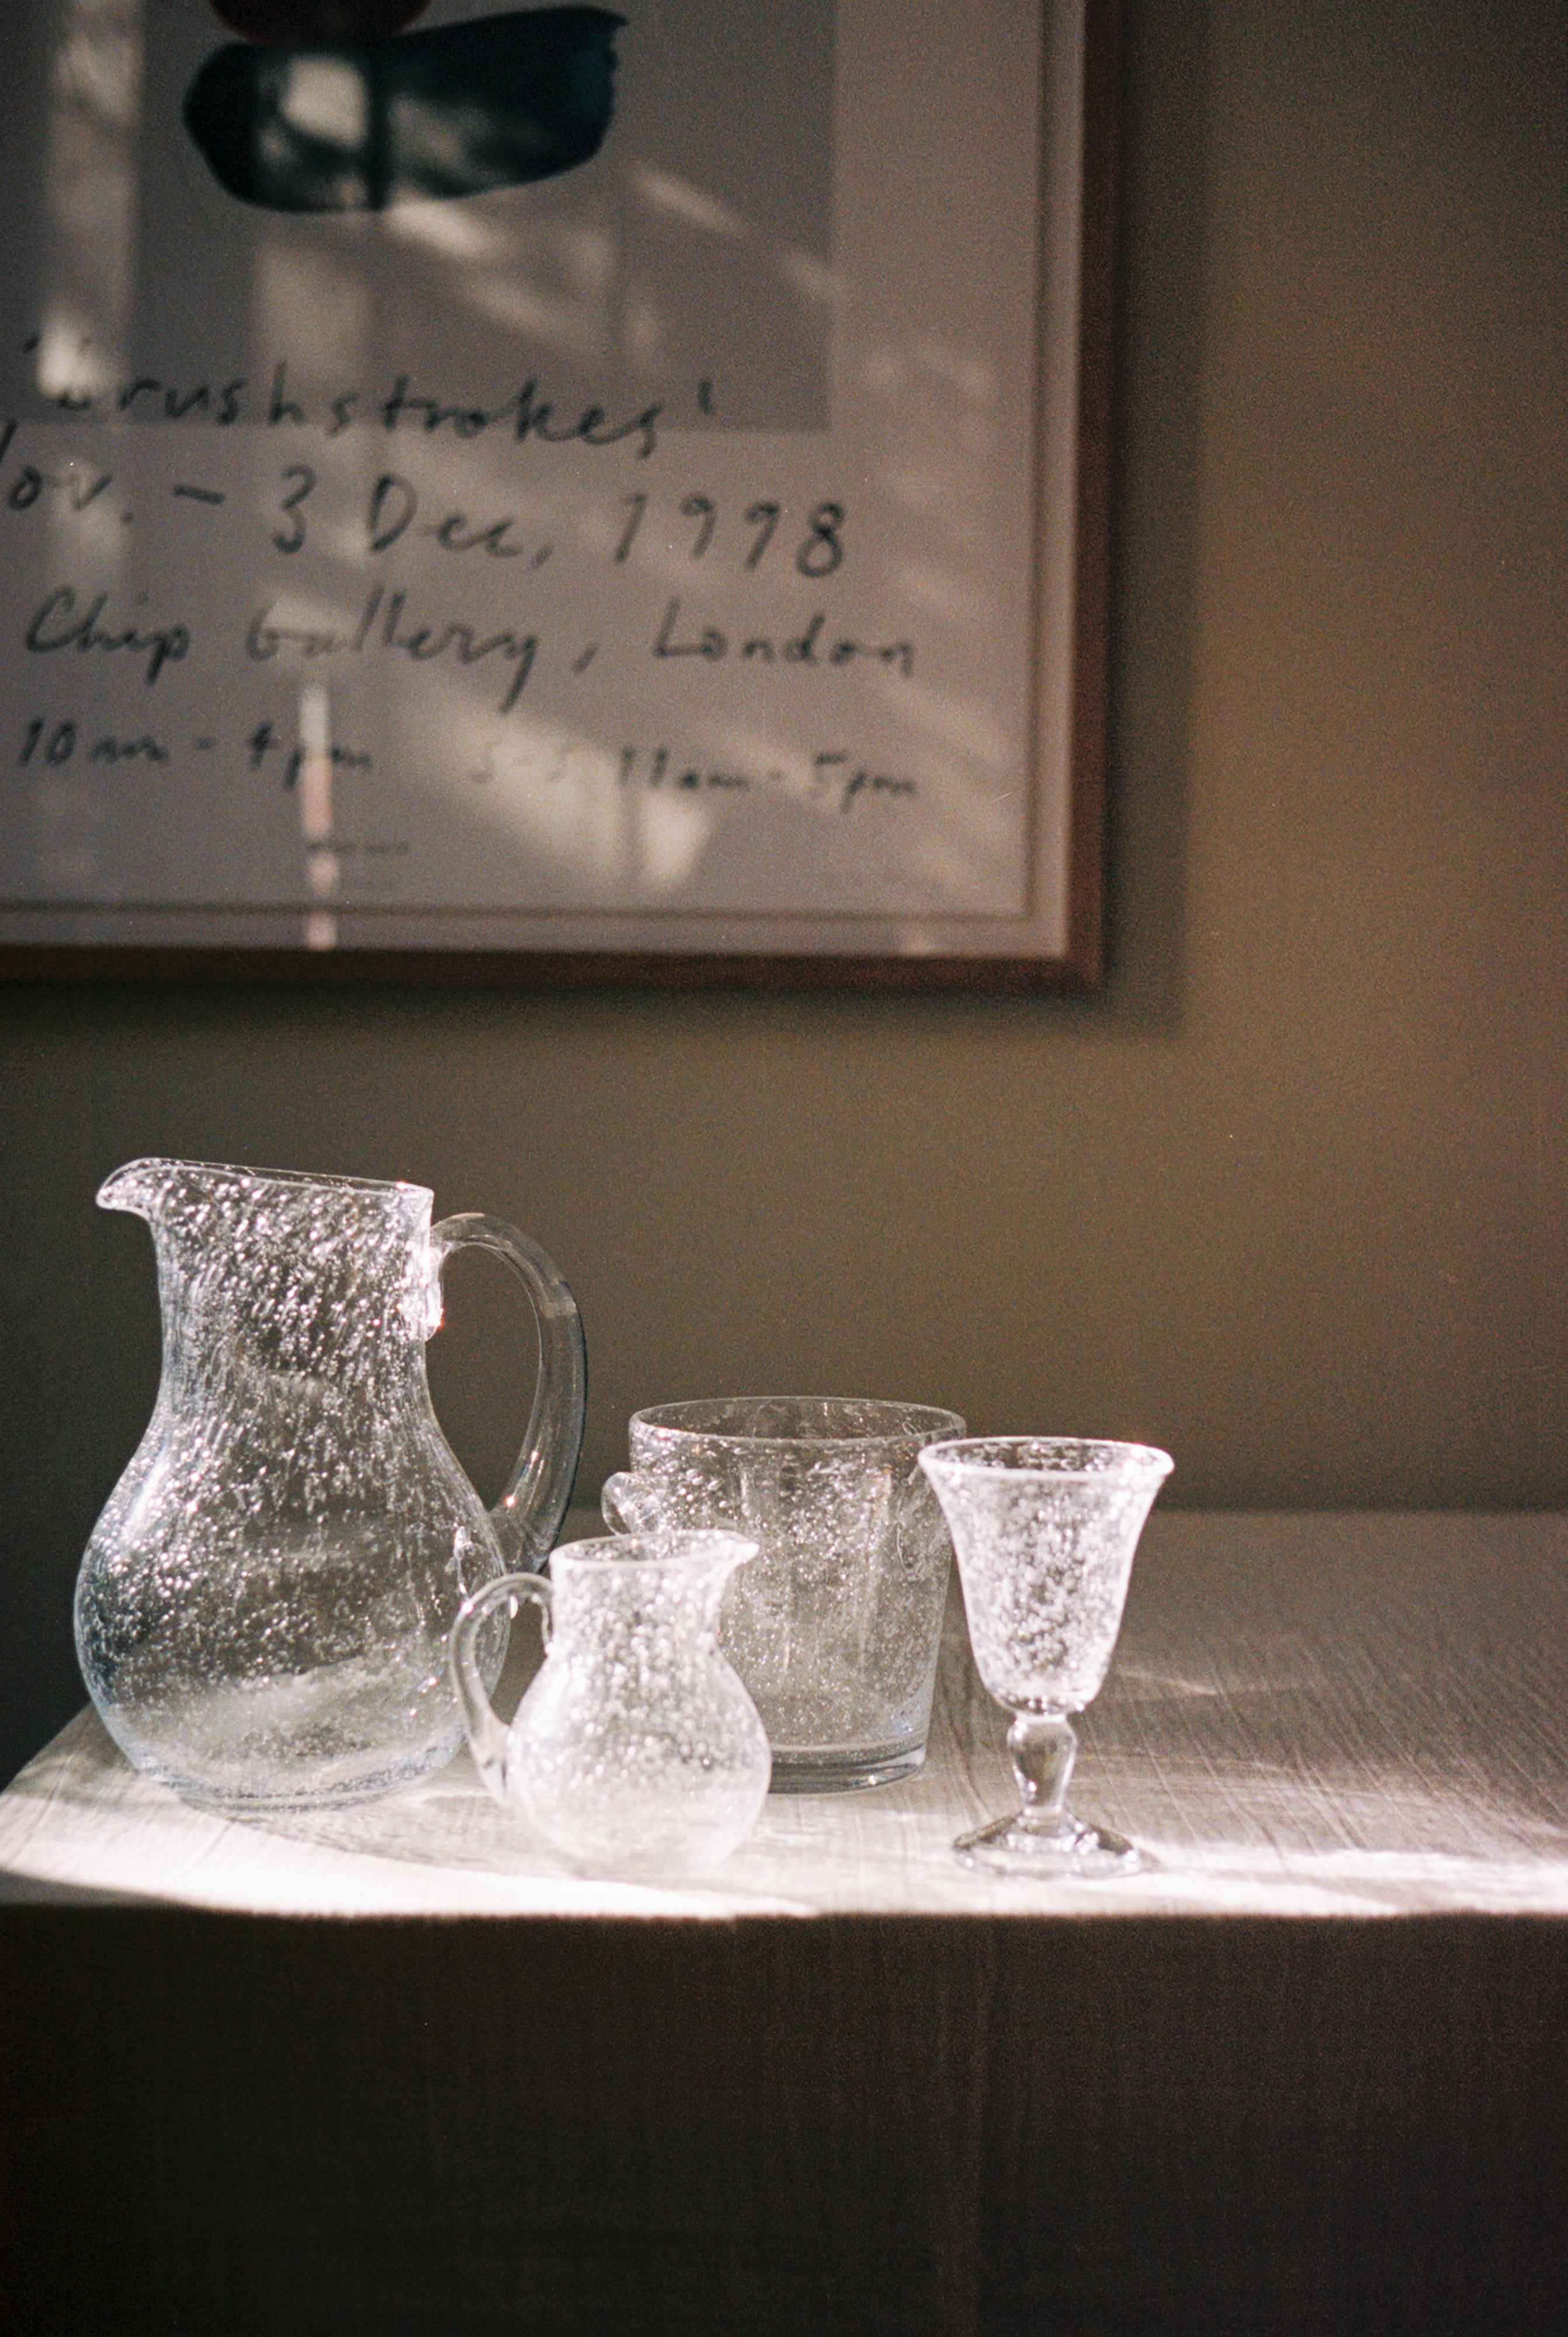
[{"x1": 74, "y1": 1159, "x2": 587, "y2": 1813}]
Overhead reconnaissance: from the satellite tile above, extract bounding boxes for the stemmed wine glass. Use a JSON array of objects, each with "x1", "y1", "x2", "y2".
[{"x1": 919, "y1": 1437, "x2": 1172, "y2": 1875}]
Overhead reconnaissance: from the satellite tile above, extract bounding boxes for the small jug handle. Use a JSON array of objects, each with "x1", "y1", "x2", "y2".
[
  {"x1": 450, "y1": 1573, "x2": 551, "y2": 1806},
  {"x1": 431, "y1": 1215, "x2": 587, "y2": 1570}
]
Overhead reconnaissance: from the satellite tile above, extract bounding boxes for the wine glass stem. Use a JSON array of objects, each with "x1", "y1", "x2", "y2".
[{"x1": 1007, "y1": 1712, "x2": 1077, "y2": 1829}]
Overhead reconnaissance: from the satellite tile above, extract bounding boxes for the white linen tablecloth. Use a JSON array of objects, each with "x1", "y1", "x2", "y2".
[
  {"x1": 4, "y1": 1515, "x2": 1565, "y2": 2337},
  {"x1": 4, "y1": 1511, "x2": 1566, "y2": 1915}
]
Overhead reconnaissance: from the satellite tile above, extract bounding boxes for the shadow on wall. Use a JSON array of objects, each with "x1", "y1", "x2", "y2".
[
  {"x1": 1099, "y1": 0, "x2": 1209, "y2": 1038},
  {"x1": 0, "y1": 4, "x2": 1220, "y2": 1790}
]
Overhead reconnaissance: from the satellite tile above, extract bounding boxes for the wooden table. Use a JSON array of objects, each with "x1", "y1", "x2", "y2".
[{"x1": 2, "y1": 1514, "x2": 1565, "y2": 2332}]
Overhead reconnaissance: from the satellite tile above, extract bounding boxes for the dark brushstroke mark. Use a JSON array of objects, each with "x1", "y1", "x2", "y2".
[{"x1": 183, "y1": 8, "x2": 624, "y2": 213}]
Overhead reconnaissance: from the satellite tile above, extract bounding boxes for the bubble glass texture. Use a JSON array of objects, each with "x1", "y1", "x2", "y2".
[
  {"x1": 451, "y1": 1533, "x2": 772, "y2": 1878},
  {"x1": 602, "y1": 1397, "x2": 965, "y2": 1791},
  {"x1": 920, "y1": 1437, "x2": 1172, "y2": 1875},
  {"x1": 74, "y1": 1159, "x2": 586, "y2": 1812}
]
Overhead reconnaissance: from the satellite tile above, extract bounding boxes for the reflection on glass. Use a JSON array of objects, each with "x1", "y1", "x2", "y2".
[
  {"x1": 297, "y1": 680, "x2": 338, "y2": 946},
  {"x1": 39, "y1": 0, "x2": 143, "y2": 405}
]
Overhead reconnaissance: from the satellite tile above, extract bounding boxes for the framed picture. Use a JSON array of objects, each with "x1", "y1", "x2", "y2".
[{"x1": 0, "y1": 0, "x2": 1119, "y2": 987}]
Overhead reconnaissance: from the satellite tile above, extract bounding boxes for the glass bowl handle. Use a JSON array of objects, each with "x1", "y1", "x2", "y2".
[
  {"x1": 431, "y1": 1215, "x2": 587, "y2": 1570},
  {"x1": 600, "y1": 1469, "x2": 667, "y2": 1532}
]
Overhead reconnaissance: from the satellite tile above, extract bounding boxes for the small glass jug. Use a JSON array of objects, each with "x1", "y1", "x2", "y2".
[
  {"x1": 450, "y1": 1533, "x2": 772, "y2": 1878},
  {"x1": 74, "y1": 1159, "x2": 587, "y2": 1812}
]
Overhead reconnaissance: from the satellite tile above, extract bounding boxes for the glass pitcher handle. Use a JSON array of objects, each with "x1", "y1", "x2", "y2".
[
  {"x1": 450, "y1": 1572, "x2": 552, "y2": 1807},
  {"x1": 431, "y1": 1215, "x2": 587, "y2": 1571}
]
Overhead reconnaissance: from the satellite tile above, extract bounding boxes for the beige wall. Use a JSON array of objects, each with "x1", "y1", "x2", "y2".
[{"x1": 2, "y1": 0, "x2": 1563, "y2": 1775}]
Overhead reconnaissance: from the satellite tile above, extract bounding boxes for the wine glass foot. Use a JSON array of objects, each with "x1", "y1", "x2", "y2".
[{"x1": 954, "y1": 1810, "x2": 1151, "y2": 1878}]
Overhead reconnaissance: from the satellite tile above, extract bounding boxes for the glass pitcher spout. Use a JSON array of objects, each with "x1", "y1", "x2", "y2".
[
  {"x1": 96, "y1": 1157, "x2": 176, "y2": 1219},
  {"x1": 99, "y1": 1155, "x2": 432, "y2": 1223}
]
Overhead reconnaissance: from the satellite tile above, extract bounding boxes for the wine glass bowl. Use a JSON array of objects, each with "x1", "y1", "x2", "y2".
[{"x1": 919, "y1": 1437, "x2": 1172, "y2": 1876}]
